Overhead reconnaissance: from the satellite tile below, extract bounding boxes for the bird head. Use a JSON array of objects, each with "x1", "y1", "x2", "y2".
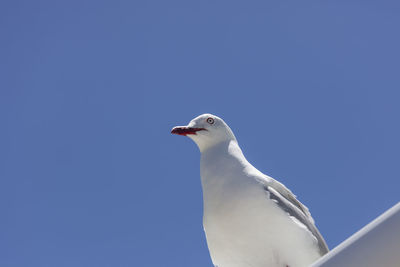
[{"x1": 171, "y1": 114, "x2": 237, "y2": 152}]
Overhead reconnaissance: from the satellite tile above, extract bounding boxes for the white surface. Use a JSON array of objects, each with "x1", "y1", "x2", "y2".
[
  {"x1": 311, "y1": 202, "x2": 400, "y2": 267},
  {"x1": 172, "y1": 114, "x2": 328, "y2": 267}
]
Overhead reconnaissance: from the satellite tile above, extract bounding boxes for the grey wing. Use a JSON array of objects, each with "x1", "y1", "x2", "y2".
[{"x1": 264, "y1": 182, "x2": 329, "y2": 255}]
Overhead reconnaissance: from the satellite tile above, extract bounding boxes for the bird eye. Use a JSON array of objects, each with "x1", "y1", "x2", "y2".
[{"x1": 206, "y1": 117, "x2": 214, "y2": 124}]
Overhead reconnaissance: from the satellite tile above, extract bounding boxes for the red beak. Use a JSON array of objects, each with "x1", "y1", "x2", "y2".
[{"x1": 171, "y1": 126, "x2": 206, "y2": 136}]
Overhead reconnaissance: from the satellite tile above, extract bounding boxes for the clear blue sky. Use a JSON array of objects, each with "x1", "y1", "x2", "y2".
[{"x1": 1, "y1": 0, "x2": 399, "y2": 266}]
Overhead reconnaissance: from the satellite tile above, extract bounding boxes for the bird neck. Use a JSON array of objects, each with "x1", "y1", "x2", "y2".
[
  {"x1": 201, "y1": 139, "x2": 243, "y2": 159},
  {"x1": 200, "y1": 140, "x2": 249, "y2": 181}
]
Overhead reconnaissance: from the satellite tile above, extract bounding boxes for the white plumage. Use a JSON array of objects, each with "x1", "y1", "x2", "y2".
[{"x1": 172, "y1": 114, "x2": 328, "y2": 267}]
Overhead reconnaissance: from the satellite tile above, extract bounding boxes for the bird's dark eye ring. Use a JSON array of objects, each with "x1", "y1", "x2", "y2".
[{"x1": 206, "y1": 117, "x2": 214, "y2": 124}]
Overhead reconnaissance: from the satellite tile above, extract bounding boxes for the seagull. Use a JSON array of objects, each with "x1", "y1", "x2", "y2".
[{"x1": 171, "y1": 114, "x2": 329, "y2": 267}]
